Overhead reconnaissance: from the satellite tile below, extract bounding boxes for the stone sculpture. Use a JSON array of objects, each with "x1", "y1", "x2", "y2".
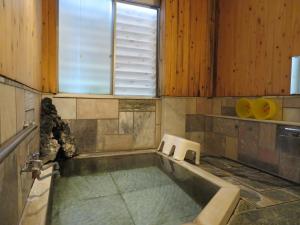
[{"x1": 40, "y1": 98, "x2": 76, "y2": 162}]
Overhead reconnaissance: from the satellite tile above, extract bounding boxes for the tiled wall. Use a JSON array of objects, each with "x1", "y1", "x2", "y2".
[
  {"x1": 0, "y1": 78, "x2": 41, "y2": 225},
  {"x1": 159, "y1": 96, "x2": 300, "y2": 183},
  {"x1": 160, "y1": 97, "x2": 197, "y2": 137},
  {"x1": 47, "y1": 97, "x2": 162, "y2": 153},
  {"x1": 177, "y1": 96, "x2": 300, "y2": 183},
  {"x1": 185, "y1": 114, "x2": 300, "y2": 183}
]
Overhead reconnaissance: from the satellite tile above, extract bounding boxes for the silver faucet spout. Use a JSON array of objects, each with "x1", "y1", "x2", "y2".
[
  {"x1": 21, "y1": 152, "x2": 61, "y2": 180},
  {"x1": 21, "y1": 159, "x2": 43, "y2": 173}
]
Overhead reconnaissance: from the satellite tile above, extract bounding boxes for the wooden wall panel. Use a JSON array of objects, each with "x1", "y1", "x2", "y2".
[
  {"x1": 161, "y1": 0, "x2": 178, "y2": 96},
  {"x1": 0, "y1": 0, "x2": 42, "y2": 90},
  {"x1": 160, "y1": 0, "x2": 214, "y2": 97},
  {"x1": 192, "y1": 0, "x2": 214, "y2": 97},
  {"x1": 42, "y1": 0, "x2": 58, "y2": 93},
  {"x1": 216, "y1": 0, "x2": 300, "y2": 97}
]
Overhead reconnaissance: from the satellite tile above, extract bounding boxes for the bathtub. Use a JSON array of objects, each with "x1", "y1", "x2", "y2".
[{"x1": 20, "y1": 150, "x2": 239, "y2": 225}]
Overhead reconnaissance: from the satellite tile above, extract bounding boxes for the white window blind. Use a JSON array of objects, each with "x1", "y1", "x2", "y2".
[
  {"x1": 59, "y1": 0, "x2": 113, "y2": 94},
  {"x1": 115, "y1": 2, "x2": 158, "y2": 97}
]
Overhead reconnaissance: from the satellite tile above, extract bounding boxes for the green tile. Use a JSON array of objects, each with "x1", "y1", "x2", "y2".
[
  {"x1": 160, "y1": 215, "x2": 197, "y2": 225},
  {"x1": 111, "y1": 167, "x2": 174, "y2": 193},
  {"x1": 50, "y1": 195, "x2": 134, "y2": 225},
  {"x1": 122, "y1": 184, "x2": 201, "y2": 225},
  {"x1": 52, "y1": 172, "x2": 118, "y2": 207},
  {"x1": 233, "y1": 200, "x2": 256, "y2": 214},
  {"x1": 261, "y1": 189, "x2": 299, "y2": 203},
  {"x1": 283, "y1": 186, "x2": 300, "y2": 197},
  {"x1": 199, "y1": 164, "x2": 231, "y2": 177},
  {"x1": 222, "y1": 176, "x2": 242, "y2": 185},
  {"x1": 238, "y1": 185, "x2": 275, "y2": 208},
  {"x1": 235, "y1": 172, "x2": 292, "y2": 192},
  {"x1": 228, "y1": 201, "x2": 300, "y2": 225}
]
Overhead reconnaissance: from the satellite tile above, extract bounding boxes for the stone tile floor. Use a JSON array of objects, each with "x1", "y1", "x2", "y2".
[
  {"x1": 49, "y1": 167, "x2": 201, "y2": 225},
  {"x1": 200, "y1": 156, "x2": 300, "y2": 225}
]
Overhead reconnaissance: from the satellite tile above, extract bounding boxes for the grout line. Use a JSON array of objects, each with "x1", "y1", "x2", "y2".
[
  {"x1": 109, "y1": 173, "x2": 137, "y2": 225},
  {"x1": 0, "y1": 106, "x2": 1, "y2": 143},
  {"x1": 75, "y1": 98, "x2": 77, "y2": 120},
  {"x1": 14, "y1": 87, "x2": 18, "y2": 134},
  {"x1": 74, "y1": 193, "x2": 121, "y2": 203},
  {"x1": 118, "y1": 111, "x2": 120, "y2": 134},
  {"x1": 251, "y1": 199, "x2": 300, "y2": 210}
]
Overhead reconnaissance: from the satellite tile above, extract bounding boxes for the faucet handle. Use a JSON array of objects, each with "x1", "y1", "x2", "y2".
[
  {"x1": 31, "y1": 152, "x2": 40, "y2": 160},
  {"x1": 26, "y1": 152, "x2": 40, "y2": 162}
]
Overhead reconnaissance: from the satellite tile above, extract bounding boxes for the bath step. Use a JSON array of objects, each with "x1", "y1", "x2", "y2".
[{"x1": 158, "y1": 134, "x2": 200, "y2": 165}]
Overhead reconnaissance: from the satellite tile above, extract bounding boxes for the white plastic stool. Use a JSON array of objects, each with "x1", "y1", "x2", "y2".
[
  {"x1": 158, "y1": 134, "x2": 176, "y2": 155},
  {"x1": 158, "y1": 134, "x2": 200, "y2": 165},
  {"x1": 173, "y1": 136, "x2": 200, "y2": 165}
]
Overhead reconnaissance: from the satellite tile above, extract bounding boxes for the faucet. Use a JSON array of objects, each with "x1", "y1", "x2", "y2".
[{"x1": 21, "y1": 152, "x2": 60, "y2": 180}]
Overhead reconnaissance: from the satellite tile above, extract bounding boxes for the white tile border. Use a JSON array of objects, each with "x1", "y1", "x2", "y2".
[{"x1": 20, "y1": 150, "x2": 239, "y2": 225}]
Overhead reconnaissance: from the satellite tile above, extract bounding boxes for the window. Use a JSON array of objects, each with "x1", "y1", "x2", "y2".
[
  {"x1": 291, "y1": 56, "x2": 300, "y2": 95},
  {"x1": 59, "y1": 0, "x2": 158, "y2": 97},
  {"x1": 59, "y1": 0, "x2": 113, "y2": 94},
  {"x1": 115, "y1": 2, "x2": 158, "y2": 96}
]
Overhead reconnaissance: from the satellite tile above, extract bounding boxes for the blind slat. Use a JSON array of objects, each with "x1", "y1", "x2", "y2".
[{"x1": 115, "y1": 2, "x2": 157, "y2": 96}]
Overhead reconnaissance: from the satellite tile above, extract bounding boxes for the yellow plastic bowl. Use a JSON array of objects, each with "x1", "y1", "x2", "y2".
[
  {"x1": 236, "y1": 98, "x2": 255, "y2": 118},
  {"x1": 253, "y1": 98, "x2": 278, "y2": 120}
]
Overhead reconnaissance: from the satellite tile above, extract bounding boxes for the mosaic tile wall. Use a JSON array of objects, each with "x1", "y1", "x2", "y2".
[
  {"x1": 48, "y1": 97, "x2": 162, "y2": 153},
  {"x1": 0, "y1": 78, "x2": 41, "y2": 225}
]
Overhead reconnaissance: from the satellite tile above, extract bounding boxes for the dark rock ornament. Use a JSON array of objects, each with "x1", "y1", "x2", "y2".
[{"x1": 40, "y1": 98, "x2": 76, "y2": 162}]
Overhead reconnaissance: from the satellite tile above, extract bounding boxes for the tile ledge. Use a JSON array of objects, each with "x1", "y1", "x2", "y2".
[
  {"x1": 0, "y1": 74, "x2": 41, "y2": 94},
  {"x1": 201, "y1": 114, "x2": 300, "y2": 127},
  {"x1": 49, "y1": 93, "x2": 160, "y2": 100},
  {"x1": 75, "y1": 149, "x2": 157, "y2": 159}
]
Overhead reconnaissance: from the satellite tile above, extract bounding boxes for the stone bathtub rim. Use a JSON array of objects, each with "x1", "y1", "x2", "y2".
[
  {"x1": 19, "y1": 149, "x2": 240, "y2": 225},
  {"x1": 19, "y1": 167, "x2": 54, "y2": 225},
  {"x1": 155, "y1": 152, "x2": 240, "y2": 225}
]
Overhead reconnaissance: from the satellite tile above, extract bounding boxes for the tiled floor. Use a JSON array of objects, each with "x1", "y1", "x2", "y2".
[
  {"x1": 199, "y1": 156, "x2": 300, "y2": 225},
  {"x1": 49, "y1": 167, "x2": 201, "y2": 225}
]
